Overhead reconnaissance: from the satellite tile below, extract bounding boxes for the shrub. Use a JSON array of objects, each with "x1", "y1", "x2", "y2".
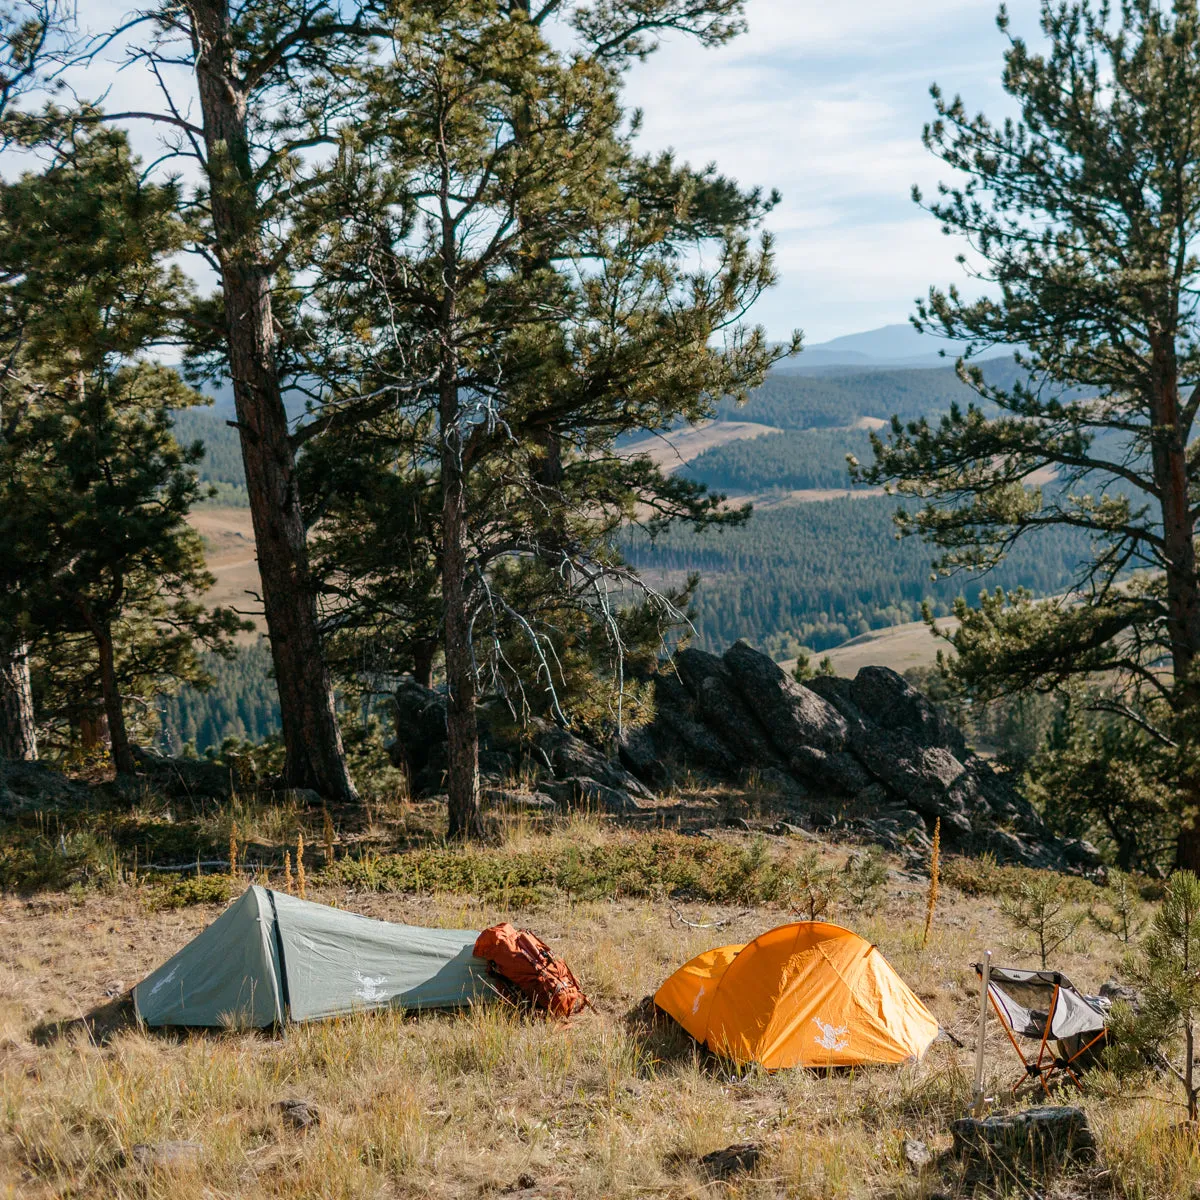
[{"x1": 147, "y1": 873, "x2": 234, "y2": 910}]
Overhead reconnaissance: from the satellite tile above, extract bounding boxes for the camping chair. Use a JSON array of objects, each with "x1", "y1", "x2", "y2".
[{"x1": 973, "y1": 964, "x2": 1110, "y2": 1096}]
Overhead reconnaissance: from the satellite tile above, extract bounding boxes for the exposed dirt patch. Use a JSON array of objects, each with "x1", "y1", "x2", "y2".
[
  {"x1": 620, "y1": 420, "x2": 783, "y2": 473},
  {"x1": 186, "y1": 507, "x2": 264, "y2": 638}
]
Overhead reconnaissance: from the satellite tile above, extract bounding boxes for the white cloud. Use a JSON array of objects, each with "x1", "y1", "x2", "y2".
[
  {"x1": 7, "y1": 1, "x2": 1042, "y2": 344},
  {"x1": 623, "y1": 0, "x2": 1043, "y2": 341}
]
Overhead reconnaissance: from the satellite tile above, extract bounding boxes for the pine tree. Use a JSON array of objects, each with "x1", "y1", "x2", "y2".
[
  {"x1": 859, "y1": 0, "x2": 1200, "y2": 868},
  {"x1": 0, "y1": 129, "x2": 247, "y2": 772},
  {"x1": 299, "y1": 0, "x2": 792, "y2": 838},
  {"x1": 55, "y1": 0, "x2": 751, "y2": 803},
  {"x1": 0, "y1": 0, "x2": 63, "y2": 760},
  {"x1": 1121, "y1": 870, "x2": 1200, "y2": 1121}
]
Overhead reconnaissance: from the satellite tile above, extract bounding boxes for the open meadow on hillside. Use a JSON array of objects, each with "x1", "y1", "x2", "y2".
[{"x1": 0, "y1": 791, "x2": 1195, "y2": 1200}]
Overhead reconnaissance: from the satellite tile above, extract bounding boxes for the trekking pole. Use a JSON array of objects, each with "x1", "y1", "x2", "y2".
[{"x1": 972, "y1": 950, "x2": 991, "y2": 1117}]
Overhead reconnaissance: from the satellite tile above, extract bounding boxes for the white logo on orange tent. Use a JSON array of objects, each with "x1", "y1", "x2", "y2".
[{"x1": 812, "y1": 1017, "x2": 849, "y2": 1051}]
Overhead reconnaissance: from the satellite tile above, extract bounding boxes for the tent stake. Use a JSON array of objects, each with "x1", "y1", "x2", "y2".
[{"x1": 972, "y1": 950, "x2": 991, "y2": 1116}]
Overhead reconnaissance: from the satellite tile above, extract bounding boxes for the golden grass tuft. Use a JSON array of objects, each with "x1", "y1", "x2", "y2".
[
  {"x1": 296, "y1": 832, "x2": 306, "y2": 900},
  {"x1": 0, "y1": 816, "x2": 1179, "y2": 1198},
  {"x1": 923, "y1": 816, "x2": 940, "y2": 948}
]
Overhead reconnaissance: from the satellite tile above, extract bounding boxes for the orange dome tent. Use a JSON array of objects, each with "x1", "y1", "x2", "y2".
[{"x1": 654, "y1": 922, "x2": 939, "y2": 1069}]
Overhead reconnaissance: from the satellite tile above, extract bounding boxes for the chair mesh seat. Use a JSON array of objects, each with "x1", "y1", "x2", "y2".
[{"x1": 972, "y1": 963, "x2": 1110, "y2": 1095}]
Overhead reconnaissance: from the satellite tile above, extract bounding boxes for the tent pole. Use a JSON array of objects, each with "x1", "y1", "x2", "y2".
[{"x1": 972, "y1": 950, "x2": 991, "y2": 1116}]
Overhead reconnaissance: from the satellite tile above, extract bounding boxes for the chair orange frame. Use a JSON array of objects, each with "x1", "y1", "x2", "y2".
[{"x1": 987, "y1": 982, "x2": 1108, "y2": 1096}]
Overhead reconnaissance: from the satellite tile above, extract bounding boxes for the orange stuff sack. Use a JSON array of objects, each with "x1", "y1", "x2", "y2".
[{"x1": 474, "y1": 923, "x2": 589, "y2": 1018}]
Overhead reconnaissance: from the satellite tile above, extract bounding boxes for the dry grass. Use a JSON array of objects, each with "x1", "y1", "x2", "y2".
[{"x1": 0, "y1": 815, "x2": 1195, "y2": 1199}]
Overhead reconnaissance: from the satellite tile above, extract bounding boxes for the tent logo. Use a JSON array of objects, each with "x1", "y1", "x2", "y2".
[
  {"x1": 812, "y1": 1017, "x2": 849, "y2": 1052},
  {"x1": 353, "y1": 972, "x2": 389, "y2": 1002},
  {"x1": 149, "y1": 967, "x2": 178, "y2": 997}
]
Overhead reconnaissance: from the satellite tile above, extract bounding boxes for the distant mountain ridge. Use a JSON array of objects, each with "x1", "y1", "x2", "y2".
[{"x1": 776, "y1": 323, "x2": 1017, "y2": 371}]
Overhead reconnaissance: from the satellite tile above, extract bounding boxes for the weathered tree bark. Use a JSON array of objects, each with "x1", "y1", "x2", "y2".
[
  {"x1": 188, "y1": 0, "x2": 356, "y2": 802},
  {"x1": 440, "y1": 359, "x2": 484, "y2": 841},
  {"x1": 1147, "y1": 345, "x2": 1200, "y2": 871},
  {"x1": 411, "y1": 638, "x2": 436, "y2": 692},
  {"x1": 94, "y1": 621, "x2": 135, "y2": 775},
  {"x1": 0, "y1": 636, "x2": 37, "y2": 761},
  {"x1": 78, "y1": 712, "x2": 109, "y2": 756}
]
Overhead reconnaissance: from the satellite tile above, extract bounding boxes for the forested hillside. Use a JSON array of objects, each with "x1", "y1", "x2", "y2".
[
  {"x1": 623, "y1": 494, "x2": 1092, "y2": 660},
  {"x1": 685, "y1": 427, "x2": 871, "y2": 492},
  {"x1": 172, "y1": 408, "x2": 249, "y2": 506},
  {"x1": 161, "y1": 361, "x2": 1087, "y2": 753},
  {"x1": 710, "y1": 357, "x2": 1016, "y2": 428},
  {"x1": 157, "y1": 639, "x2": 280, "y2": 755},
  {"x1": 177, "y1": 360, "x2": 1016, "y2": 506}
]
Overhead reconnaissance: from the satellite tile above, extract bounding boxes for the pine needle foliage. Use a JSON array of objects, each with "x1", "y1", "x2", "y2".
[
  {"x1": 858, "y1": 0, "x2": 1200, "y2": 871},
  {"x1": 1089, "y1": 868, "x2": 1145, "y2": 946},
  {"x1": 1116, "y1": 870, "x2": 1200, "y2": 1121},
  {"x1": 1000, "y1": 874, "x2": 1085, "y2": 969}
]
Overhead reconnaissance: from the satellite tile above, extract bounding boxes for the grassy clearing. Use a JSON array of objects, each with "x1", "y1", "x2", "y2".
[{"x1": 0, "y1": 796, "x2": 1194, "y2": 1198}]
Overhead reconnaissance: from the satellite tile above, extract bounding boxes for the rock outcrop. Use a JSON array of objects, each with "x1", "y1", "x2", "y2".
[
  {"x1": 625, "y1": 640, "x2": 1095, "y2": 870},
  {"x1": 0, "y1": 759, "x2": 94, "y2": 813},
  {"x1": 386, "y1": 638, "x2": 1094, "y2": 871}
]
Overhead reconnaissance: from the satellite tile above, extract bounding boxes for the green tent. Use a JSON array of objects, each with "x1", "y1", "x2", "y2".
[{"x1": 134, "y1": 886, "x2": 490, "y2": 1027}]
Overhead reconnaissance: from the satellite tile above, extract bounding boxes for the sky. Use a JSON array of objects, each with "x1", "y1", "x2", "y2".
[
  {"x1": 622, "y1": 0, "x2": 1044, "y2": 343},
  {"x1": 43, "y1": 0, "x2": 1047, "y2": 347}
]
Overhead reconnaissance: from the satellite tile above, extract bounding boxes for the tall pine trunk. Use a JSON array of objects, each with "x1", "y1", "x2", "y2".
[
  {"x1": 1146, "y1": 344, "x2": 1200, "y2": 870},
  {"x1": 189, "y1": 0, "x2": 355, "y2": 803},
  {"x1": 94, "y1": 620, "x2": 135, "y2": 775},
  {"x1": 439, "y1": 355, "x2": 484, "y2": 841},
  {"x1": 412, "y1": 639, "x2": 435, "y2": 691},
  {"x1": 0, "y1": 636, "x2": 37, "y2": 761}
]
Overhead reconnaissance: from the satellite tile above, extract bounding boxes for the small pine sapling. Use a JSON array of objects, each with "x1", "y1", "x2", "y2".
[
  {"x1": 1089, "y1": 868, "x2": 1144, "y2": 945},
  {"x1": 1119, "y1": 870, "x2": 1200, "y2": 1121},
  {"x1": 923, "y1": 817, "x2": 941, "y2": 948},
  {"x1": 1000, "y1": 874, "x2": 1085, "y2": 969},
  {"x1": 789, "y1": 849, "x2": 841, "y2": 922},
  {"x1": 843, "y1": 848, "x2": 888, "y2": 909}
]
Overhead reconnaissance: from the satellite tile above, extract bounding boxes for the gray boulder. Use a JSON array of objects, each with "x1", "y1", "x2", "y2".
[
  {"x1": 483, "y1": 788, "x2": 557, "y2": 811},
  {"x1": 755, "y1": 766, "x2": 809, "y2": 803},
  {"x1": 951, "y1": 1106, "x2": 1096, "y2": 1169},
  {"x1": 276, "y1": 1099, "x2": 320, "y2": 1131},
  {"x1": 648, "y1": 676, "x2": 741, "y2": 776},
  {"x1": 849, "y1": 666, "x2": 967, "y2": 757},
  {"x1": 673, "y1": 648, "x2": 785, "y2": 768},
  {"x1": 1063, "y1": 837, "x2": 1102, "y2": 869},
  {"x1": 0, "y1": 760, "x2": 94, "y2": 813},
  {"x1": 129, "y1": 1140, "x2": 204, "y2": 1171},
  {"x1": 696, "y1": 675, "x2": 786, "y2": 769},
  {"x1": 532, "y1": 723, "x2": 652, "y2": 800},
  {"x1": 789, "y1": 746, "x2": 872, "y2": 796},
  {"x1": 697, "y1": 1143, "x2": 762, "y2": 1181},
  {"x1": 128, "y1": 747, "x2": 235, "y2": 800},
  {"x1": 544, "y1": 776, "x2": 645, "y2": 814},
  {"x1": 722, "y1": 641, "x2": 848, "y2": 754},
  {"x1": 806, "y1": 674, "x2": 871, "y2": 734},
  {"x1": 391, "y1": 677, "x2": 448, "y2": 771},
  {"x1": 853, "y1": 734, "x2": 969, "y2": 819},
  {"x1": 616, "y1": 726, "x2": 668, "y2": 787},
  {"x1": 672, "y1": 647, "x2": 729, "y2": 700}
]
